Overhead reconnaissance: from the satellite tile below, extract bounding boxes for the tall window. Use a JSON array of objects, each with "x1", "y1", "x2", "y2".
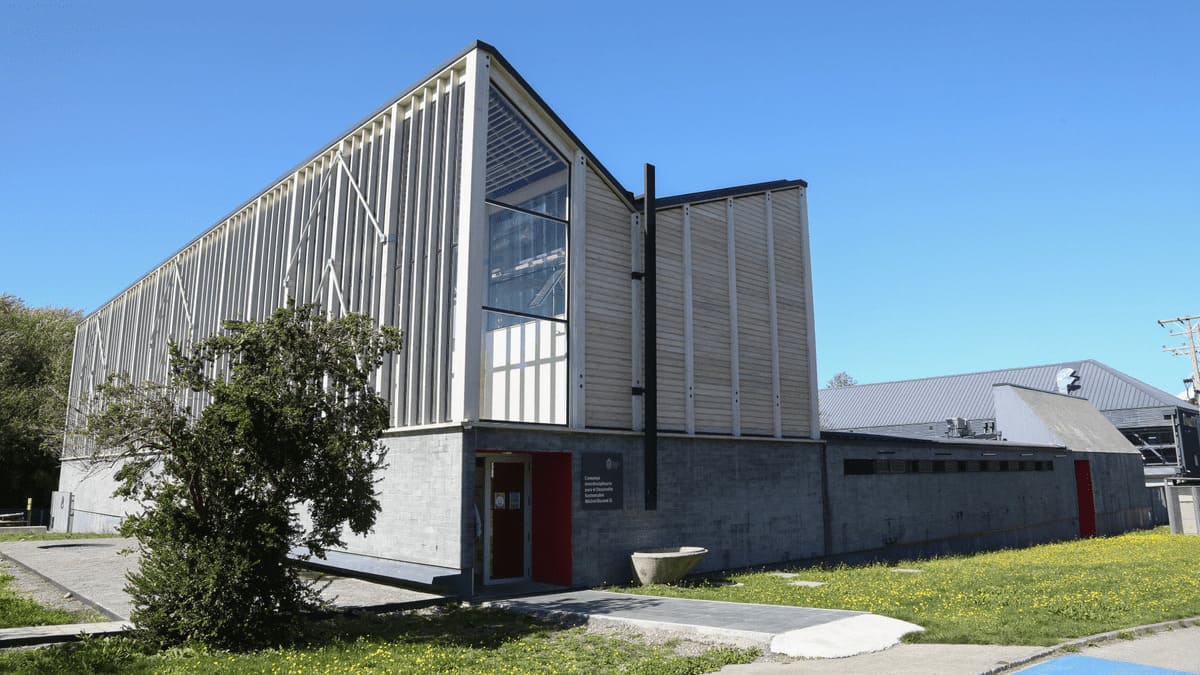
[{"x1": 480, "y1": 87, "x2": 569, "y2": 424}]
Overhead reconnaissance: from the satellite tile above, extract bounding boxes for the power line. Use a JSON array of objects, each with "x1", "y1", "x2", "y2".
[{"x1": 1158, "y1": 314, "x2": 1200, "y2": 403}]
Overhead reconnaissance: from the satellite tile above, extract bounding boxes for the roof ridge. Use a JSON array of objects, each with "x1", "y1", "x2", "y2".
[
  {"x1": 1081, "y1": 359, "x2": 1198, "y2": 410},
  {"x1": 825, "y1": 360, "x2": 1081, "y2": 391}
]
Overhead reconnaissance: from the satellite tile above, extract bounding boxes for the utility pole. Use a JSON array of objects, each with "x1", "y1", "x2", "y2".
[{"x1": 1158, "y1": 314, "x2": 1200, "y2": 404}]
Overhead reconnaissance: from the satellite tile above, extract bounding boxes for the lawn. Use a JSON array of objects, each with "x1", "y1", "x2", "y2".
[
  {"x1": 0, "y1": 606, "x2": 757, "y2": 674},
  {"x1": 619, "y1": 528, "x2": 1200, "y2": 645}
]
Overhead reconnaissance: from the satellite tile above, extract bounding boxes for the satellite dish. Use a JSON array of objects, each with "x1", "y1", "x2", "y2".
[{"x1": 1055, "y1": 367, "x2": 1080, "y2": 395}]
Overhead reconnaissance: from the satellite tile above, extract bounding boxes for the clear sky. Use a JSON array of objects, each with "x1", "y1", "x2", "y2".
[{"x1": 1, "y1": 1, "x2": 1196, "y2": 395}]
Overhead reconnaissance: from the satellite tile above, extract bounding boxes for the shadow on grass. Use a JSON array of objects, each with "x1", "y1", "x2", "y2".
[
  {"x1": 0, "y1": 607, "x2": 568, "y2": 674},
  {"x1": 300, "y1": 605, "x2": 562, "y2": 651}
]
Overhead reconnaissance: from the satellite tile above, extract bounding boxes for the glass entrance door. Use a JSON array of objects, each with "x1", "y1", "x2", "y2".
[{"x1": 484, "y1": 455, "x2": 531, "y2": 583}]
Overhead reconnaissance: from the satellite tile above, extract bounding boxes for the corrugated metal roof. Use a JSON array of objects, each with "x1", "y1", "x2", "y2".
[{"x1": 819, "y1": 360, "x2": 1196, "y2": 430}]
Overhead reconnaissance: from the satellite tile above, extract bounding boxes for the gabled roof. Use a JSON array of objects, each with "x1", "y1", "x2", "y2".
[{"x1": 819, "y1": 360, "x2": 1196, "y2": 430}]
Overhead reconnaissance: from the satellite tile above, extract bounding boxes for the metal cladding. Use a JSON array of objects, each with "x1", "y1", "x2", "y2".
[
  {"x1": 65, "y1": 58, "x2": 470, "y2": 455},
  {"x1": 61, "y1": 41, "x2": 818, "y2": 456},
  {"x1": 819, "y1": 359, "x2": 1197, "y2": 432}
]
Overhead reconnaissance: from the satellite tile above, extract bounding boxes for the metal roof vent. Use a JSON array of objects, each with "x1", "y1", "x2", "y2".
[
  {"x1": 1056, "y1": 367, "x2": 1081, "y2": 395},
  {"x1": 946, "y1": 417, "x2": 969, "y2": 438}
]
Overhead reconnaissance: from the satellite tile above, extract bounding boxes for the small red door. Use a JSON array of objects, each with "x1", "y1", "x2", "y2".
[
  {"x1": 490, "y1": 461, "x2": 526, "y2": 579},
  {"x1": 531, "y1": 453, "x2": 572, "y2": 586},
  {"x1": 1074, "y1": 460, "x2": 1097, "y2": 538}
]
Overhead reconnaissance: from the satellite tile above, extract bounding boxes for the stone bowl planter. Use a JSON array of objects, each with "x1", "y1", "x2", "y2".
[{"x1": 630, "y1": 546, "x2": 708, "y2": 585}]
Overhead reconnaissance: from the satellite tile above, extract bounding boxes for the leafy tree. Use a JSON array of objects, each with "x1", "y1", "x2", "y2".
[
  {"x1": 825, "y1": 371, "x2": 858, "y2": 389},
  {"x1": 0, "y1": 294, "x2": 81, "y2": 507},
  {"x1": 86, "y1": 302, "x2": 401, "y2": 649}
]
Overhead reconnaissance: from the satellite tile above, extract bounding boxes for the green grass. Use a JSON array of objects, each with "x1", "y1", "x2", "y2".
[
  {"x1": 618, "y1": 528, "x2": 1200, "y2": 646},
  {"x1": 0, "y1": 531, "x2": 121, "y2": 543},
  {"x1": 0, "y1": 607, "x2": 758, "y2": 674}
]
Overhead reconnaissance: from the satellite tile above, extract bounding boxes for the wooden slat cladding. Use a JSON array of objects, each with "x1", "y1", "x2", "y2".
[
  {"x1": 686, "y1": 201, "x2": 734, "y2": 434},
  {"x1": 770, "y1": 188, "x2": 813, "y2": 436},
  {"x1": 583, "y1": 167, "x2": 635, "y2": 428},
  {"x1": 650, "y1": 187, "x2": 812, "y2": 438},
  {"x1": 64, "y1": 66, "x2": 468, "y2": 456},
  {"x1": 734, "y1": 195, "x2": 776, "y2": 436},
  {"x1": 654, "y1": 207, "x2": 688, "y2": 432}
]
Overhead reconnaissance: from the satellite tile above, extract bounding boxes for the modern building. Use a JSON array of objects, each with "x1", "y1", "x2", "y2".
[
  {"x1": 54, "y1": 42, "x2": 1151, "y2": 594},
  {"x1": 819, "y1": 360, "x2": 1200, "y2": 479}
]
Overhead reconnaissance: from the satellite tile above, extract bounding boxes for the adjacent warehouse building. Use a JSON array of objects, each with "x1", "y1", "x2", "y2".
[
  {"x1": 819, "y1": 360, "x2": 1200, "y2": 480},
  {"x1": 54, "y1": 42, "x2": 1150, "y2": 594}
]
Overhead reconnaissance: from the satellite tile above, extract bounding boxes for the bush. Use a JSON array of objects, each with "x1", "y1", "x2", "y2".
[{"x1": 88, "y1": 302, "x2": 401, "y2": 649}]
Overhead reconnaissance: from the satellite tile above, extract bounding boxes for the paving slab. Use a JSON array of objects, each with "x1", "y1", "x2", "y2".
[
  {"x1": 0, "y1": 621, "x2": 132, "y2": 648},
  {"x1": 0, "y1": 539, "x2": 136, "y2": 619},
  {"x1": 487, "y1": 590, "x2": 923, "y2": 657}
]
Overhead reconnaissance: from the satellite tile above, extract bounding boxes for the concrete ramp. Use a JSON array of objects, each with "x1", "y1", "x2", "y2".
[
  {"x1": 486, "y1": 590, "x2": 923, "y2": 658},
  {"x1": 770, "y1": 613, "x2": 924, "y2": 657}
]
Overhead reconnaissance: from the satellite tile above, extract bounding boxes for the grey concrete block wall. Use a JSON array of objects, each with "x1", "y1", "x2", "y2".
[
  {"x1": 55, "y1": 424, "x2": 1156, "y2": 593},
  {"x1": 335, "y1": 429, "x2": 466, "y2": 570},
  {"x1": 1079, "y1": 450, "x2": 1154, "y2": 534},
  {"x1": 822, "y1": 435, "x2": 1079, "y2": 558},
  {"x1": 471, "y1": 426, "x2": 826, "y2": 587}
]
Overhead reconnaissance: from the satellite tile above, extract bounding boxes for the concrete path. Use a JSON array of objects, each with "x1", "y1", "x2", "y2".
[
  {"x1": 0, "y1": 539, "x2": 136, "y2": 619},
  {"x1": 718, "y1": 623, "x2": 1200, "y2": 674},
  {"x1": 0, "y1": 621, "x2": 132, "y2": 648},
  {"x1": 0, "y1": 537, "x2": 443, "y2": 622},
  {"x1": 487, "y1": 590, "x2": 924, "y2": 658},
  {"x1": 1017, "y1": 625, "x2": 1200, "y2": 674},
  {"x1": 720, "y1": 643, "x2": 1047, "y2": 674}
]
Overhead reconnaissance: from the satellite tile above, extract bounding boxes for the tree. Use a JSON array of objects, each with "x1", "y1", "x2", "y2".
[
  {"x1": 86, "y1": 302, "x2": 402, "y2": 649},
  {"x1": 825, "y1": 371, "x2": 858, "y2": 389},
  {"x1": 0, "y1": 294, "x2": 81, "y2": 507}
]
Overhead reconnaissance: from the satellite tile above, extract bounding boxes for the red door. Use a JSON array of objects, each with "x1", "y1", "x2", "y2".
[
  {"x1": 1074, "y1": 460, "x2": 1097, "y2": 538},
  {"x1": 490, "y1": 461, "x2": 526, "y2": 579},
  {"x1": 532, "y1": 453, "x2": 572, "y2": 586}
]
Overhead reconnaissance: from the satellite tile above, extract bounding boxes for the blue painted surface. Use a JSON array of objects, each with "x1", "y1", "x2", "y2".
[{"x1": 1021, "y1": 655, "x2": 1197, "y2": 675}]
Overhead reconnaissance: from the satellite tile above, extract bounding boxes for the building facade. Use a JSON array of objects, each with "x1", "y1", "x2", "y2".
[
  {"x1": 55, "y1": 43, "x2": 1149, "y2": 593},
  {"x1": 56, "y1": 42, "x2": 820, "y2": 591},
  {"x1": 819, "y1": 360, "x2": 1200, "y2": 479}
]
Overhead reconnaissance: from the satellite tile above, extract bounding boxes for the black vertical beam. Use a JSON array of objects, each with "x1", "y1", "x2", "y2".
[{"x1": 644, "y1": 163, "x2": 657, "y2": 511}]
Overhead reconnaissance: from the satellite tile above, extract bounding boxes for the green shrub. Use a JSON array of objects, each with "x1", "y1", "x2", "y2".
[{"x1": 87, "y1": 302, "x2": 401, "y2": 650}]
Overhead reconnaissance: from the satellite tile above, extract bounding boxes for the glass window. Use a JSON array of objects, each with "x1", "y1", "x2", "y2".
[
  {"x1": 485, "y1": 205, "x2": 567, "y2": 326},
  {"x1": 480, "y1": 86, "x2": 570, "y2": 424},
  {"x1": 480, "y1": 311, "x2": 567, "y2": 425},
  {"x1": 485, "y1": 87, "x2": 569, "y2": 219}
]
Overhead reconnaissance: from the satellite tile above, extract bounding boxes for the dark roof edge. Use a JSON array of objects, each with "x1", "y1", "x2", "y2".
[
  {"x1": 820, "y1": 360, "x2": 1089, "y2": 392},
  {"x1": 821, "y1": 429, "x2": 1064, "y2": 450},
  {"x1": 637, "y1": 179, "x2": 809, "y2": 210},
  {"x1": 476, "y1": 42, "x2": 638, "y2": 209},
  {"x1": 992, "y1": 382, "x2": 1092, "y2": 402}
]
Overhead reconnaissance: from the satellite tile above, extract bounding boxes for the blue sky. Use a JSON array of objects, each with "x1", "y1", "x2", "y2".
[{"x1": 1, "y1": 1, "x2": 1197, "y2": 394}]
